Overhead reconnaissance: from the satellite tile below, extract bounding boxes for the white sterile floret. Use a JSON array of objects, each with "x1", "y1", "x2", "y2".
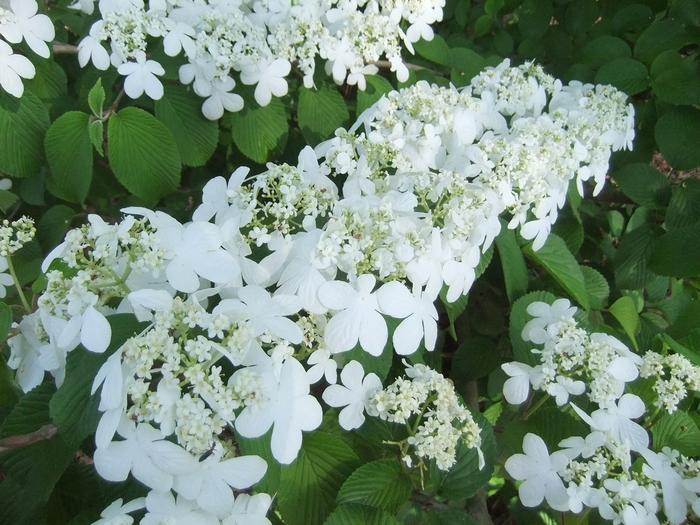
[
  {"x1": 505, "y1": 433, "x2": 570, "y2": 511},
  {"x1": 118, "y1": 57, "x2": 165, "y2": 100},
  {"x1": 173, "y1": 445, "x2": 267, "y2": 517},
  {"x1": 376, "y1": 281, "x2": 439, "y2": 355},
  {"x1": 306, "y1": 348, "x2": 338, "y2": 385},
  {"x1": 0, "y1": 39, "x2": 34, "y2": 97},
  {"x1": 141, "y1": 490, "x2": 218, "y2": 525},
  {"x1": 223, "y1": 493, "x2": 273, "y2": 525},
  {"x1": 0, "y1": 0, "x2": 55, "y2": 58},
  {"x1": 233, "y1": 354, "x2": 322, "y2": 464},
  {"x1": 322, "y1": 360, "x2": 381, "y2": 430},
  {"x1": 94, "y1": 418, "x2": 196, "y2": 492},
  {"x1": 318, "y1": 274, "x2": 388, "y2": 356},
  {"x1": 93, "y1": 497, "x2": 146, "y2": 525}
]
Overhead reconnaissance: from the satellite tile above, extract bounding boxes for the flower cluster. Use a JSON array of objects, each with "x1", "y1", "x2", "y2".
[
  {"x1": 502, "y1": 298, "x2": 699, "y2": 412},
  {"x1": 74, "y1": 0, "x2": 445, "y2": 118},
  {"x1": 0, "y1": 216, "x2": 35, "y2": 300},
  {"x1": 368, "y1": 362, "x2": 483, "y2": 471},
  {"x1": 640, "y1": 351, "x2": 700, "y2": 413},
  {"x1": 0, "y1": 0, "x2": 54, "y2": 97},
  {"x1": 8, "y1": 63, "x2": 633, "y2": 523},
  {"x1": 503, "y1": 298, "x2": 700, "y2": 525}
]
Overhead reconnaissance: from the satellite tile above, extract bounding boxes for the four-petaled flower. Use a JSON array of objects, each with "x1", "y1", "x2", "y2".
[{"x1": 322, "y1": 360, "x2": 382, "y2": 430}]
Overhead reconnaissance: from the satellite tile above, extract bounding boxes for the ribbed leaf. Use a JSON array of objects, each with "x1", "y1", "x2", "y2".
[
  {"x1": 155, "y1": 84, "x2": 218, "y2": 167},
  {"x1": 653, "y1": 412, "x2": 700, "y2": 456},
  {"x1": 298, "y1": 85, "x2": 350, "y2": 145},
  {"x1": 279, "y1": 432, "x2": 361, "y2": 525},
  {"x1": 324, "y1": 503, "x2": 401, "y2": 525},
  {"x1": 45, "y1": 111, "x2": 93, "y2": 203},
  {"x1": 0, "y1": 91, "x2": 50, "y2": 178},
  {"x1": 108, "y1": 107, "x2": 181, "y2": 202},
  {"x1": 524, "y1": 234, "x2": 589, "y2": 309},
  {"x1": 231, "y1": 99, "x2": 288, "y2": 163},
  {"x1": 337, "y1": 459, "x2": 412, "y2": 513}
]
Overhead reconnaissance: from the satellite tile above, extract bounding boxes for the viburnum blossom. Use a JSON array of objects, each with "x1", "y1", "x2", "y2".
[
  {"x1": 8, "y1": 63, "x2": 636, "y2": 524},
  {"x1": 503, "y1": 296, "x2": 700, "y2": 524},
  {"x1": 66, "y1": 0, "x2": 447, "y2": 117}
]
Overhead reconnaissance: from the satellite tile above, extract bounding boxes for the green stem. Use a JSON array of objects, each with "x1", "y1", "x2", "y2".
[
  {"x1": 7, "y1": 255, "x2": 31, "y2": 313},
  {"x1": 523, "y1": 393, "x2": 550, "y2": 421}
]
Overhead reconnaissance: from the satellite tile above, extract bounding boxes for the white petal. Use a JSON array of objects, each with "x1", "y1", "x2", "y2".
[
  {"x1": 358, "y1": 310, "x2": 387, "y2": 356},
  {"x1": 375, "y1": 281, "x2": 414, "y2": 318},
  {"x1": 94, "y1": 441, "x2": 133, "y2": 481},
  {"x1": 392, "y1": 315, "x2": 423, "y2": 355},
  {"x1": 318, "y1": 280, "x2": 356, "y2": 310},
  {"x1": 216, "y1": 456, "x2": 267, "y2": 489},
  {"x1": 324, "y1": 309, "x2": 361, "y2": 354},
  {"x1": 518, "y1": 478, "x2": 545, "y2": 507},
  {"x1": 81, "y1": 307, "x2": 111, "y2": 353}
]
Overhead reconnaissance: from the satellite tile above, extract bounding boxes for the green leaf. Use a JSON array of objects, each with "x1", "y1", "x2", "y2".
[
  {"x1": 298, "y1": 85, "x2": 350, "y2": 145},
  {"x1": 614, "y1": 224, "x2": 657, "y2": 289},
  {"x1": 0, "y1": 302, "x2": 11, "y2": 341},
  {"x1": 581, "y1": 266, "x2": 609, "y2": 310},
  {"x1": 509, "y1": 291, "x2": 557, "y2": 365},
  {"x1": 154, "y1": 84, "x2": 219, "y2": 167},
  {"x1": 87, "y1": 78, "x2": 105, "y2": 117},
  {"x1": 655, "y1": 107, "x2": 700, "y2": 170},
  {"x1": 37, "y1": 204, "x2": 74, "y2": 251},
  {"x1": 45, "y1": 111, "x2": 93, "y2": 203},
  {"x1": 429, "y1": 414, "x2": 496, "y2": 500},
  {"x1": 609, "y1": 296, "x2": 640, "y2": 350},
  {"x1": 324, "y1": 503, "x2": 401, "y2": 525},
  {"x1": 0, "y1": 383, "x2": 54, "y2": 438},
  {"x1": 649, "y1": 223, "x2": 700, "y2": 278},
  {"x1": 357, "y1": 75, "x2": 393, "y2": 115},
  {"x1": 449, "y1": 48, "x2": 486, "y2": 86},
  {"x1": 613, "y1": 163, "x2": 670, "y2": 209},
  {"x1": 88, "y1": 119, "x2": 104, "y2": 156},
  {"x1": 231, "y1": 99, "x2": 288, "y2": 163},
  {"x1": 665, "y1": 180, "x2": 700, "y2": 230},
  {"x1": 414, "y1": 34, "x2": 451, "y2": 66},
  {"x1": 279, "y1": 431, "x2": 360, "y2": 525},
  {"x1": 517, "y1": 0, "x2": 553, "y2": 38},
  {"x1": 524, "y1": 234, "x2": 590, "y2": 310},
  {"x1": 652, "y1": 412, "x2": 700, "y2": 456},
  {"x1": 337, "y1": 459, "x2": 412, "y2": 513},
  {"x1": 658, "y1": 333, "x2": 700, "y2": 366},
  {"x1": 0, "y1": 91, "x2": 50, "y2": 178},
  {"x1": 452, "y1": 335, "x2": 502, "y2": 381},
  {"x1": 0, "y1": 434, "x2": 74, "y2": 523},
  {"x1": 108, "y1": 107, "x2": 182, "y2": 202},
  {"x1": 495, "y1": 227, "x2": 528, "y2": 303},
  {"x1": 650, "y1": 51, "x2": 700, "y2": 106},
  {"x1": 581, "y1": 36, "x2": 631, "y2": 67},
  {"x1": 24, "y1": 60, "x2": 67, "y2": 102},
  {"x1": 634, "y1": 19, "x2": 693, "y2": 64},
  {"x1": 594, "y1": 58, "x2": 649, "y2": 95}
]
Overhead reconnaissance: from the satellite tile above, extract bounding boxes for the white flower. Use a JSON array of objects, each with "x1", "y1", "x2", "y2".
[
  {"x1": 558, "y1": 431, "x2": 606, "y2": 459},
  {"x1": 571, "y1": 393, "x2": 649, "y2": 451},
  {"x1": 641, "y1": 448, "x2": 695, "y2": 525},
  {"x1": 162, "y1": 20, "x2": 195, "y2": 58},
  {"x1": 141, "y1": 491, "x2": 218, "y2": 525},
  {"x1": 94, "y1": 419, "x2": 197, "y2": 492},
  {"x1": 240, "y1": 58, "x2": 291, "y2": 106},
  {"x1": 56, "y1": 305, "x2": 112, "y2": 354},
  {"x1": 0, "y1": 0, "x2": 55, "y2": 58},
  {"x1": 318, "y1": 274, "x2": 388, "y2": 356},
  {"x1": 214, "y1": 286, "x2": 302, "y2": 344},
  {"x1": 376, "y1": 282, "x2": 438, "y2": 355},
  {"x1": 505, "y1": 433, "x2": 570, "y2": 511},
  {"x1": 0, "y1": 256, "x2": 14, "y2": 298},
  {"x1": 78, "y1": 22, "x2": 110, "y2": 71},
  {"x1": 522, "y1": 298, "x2": 577, "y2": 344},
  {"x1": 201, "y1": 77, "x2": 244, "y2": 120},
  {"x1": 306, "y1": 348, "x2": 338, "y2": 384},
  {"x1": 93, "y1": 498, "x2": 146, "y2": 525},
  {"x1": 222, "y1": 494, "x2": 272, "y2": 525},
  {"x1": 322, "y1": 360, "x2": 381, "y2": 430},
  {"x1": 118, "y1": 57, "x2": 165, "y2": 100},
  {"x1": 234, "y1": 355, "x2": 322, "y2": 464},
  {"x1": 442, "y1": 244, "x2": 481, "y2": 302},
  {"x1": 501, "y1": 362, "x2": 543, "y2": 405},
  {"x1": 547, "y1": 375, "x2": 586, "y2": 406},
  {"x1": 173, "y1": 447, "x2": 267, "y2": 517},
  {"x1": 0, "y1": 40, "x2": 34, "y2": 97}
]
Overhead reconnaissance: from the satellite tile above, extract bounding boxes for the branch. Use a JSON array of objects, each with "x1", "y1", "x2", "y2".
[
  {"x1": 464, "y1": 380, "x2": 495, "y2": 525},
  {"x1": 0, "y1": 424, "x2": 57, "y2": 452},
  {"x1": 52, "y1": 42, "x2": 79, "y2": 55}
]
